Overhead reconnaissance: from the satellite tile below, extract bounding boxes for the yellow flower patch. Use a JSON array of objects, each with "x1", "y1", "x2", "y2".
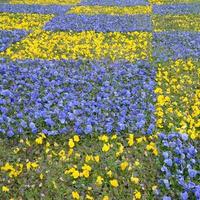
[
  {"x1": 1, "y1": 30, "x2": 152, "y2": 61},
  {"x1": 150, "y1": 0, "x2": 199, "y2": 4},
  {"x1": 10, "y1": 0, "x2": 80, "y2": 5},
  {"x1": 1, "y1": 162, "x2": 23, "y2": 178},
  {"x1": 153, "y1": 14, "x2": 200, "y2": 32},
  {"x1": 155, "y1": 59, "x2": 200, "y2": 139},
  {"x1": 0, "y1": 13, "x2": 53, "y2": 31},
  {"x1": 69, "y1": 5, "x2": 152, "y2": 15}
]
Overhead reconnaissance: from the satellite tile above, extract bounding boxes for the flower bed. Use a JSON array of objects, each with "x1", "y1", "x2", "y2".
[{"x1": 0, "y1": 60, "x2": 156, "y2": 136}]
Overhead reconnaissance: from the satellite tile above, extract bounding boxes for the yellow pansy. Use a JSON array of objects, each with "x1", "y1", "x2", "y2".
[
  {"x1": 127, "y1": 134, "x2": 134, "y2": 146},
  {"x1": 35, "y1": 137, "x2": 43, "y2": 144},
  {"x1": 72, "y1": 170, "x2": 80, "y2": 179},
  {"x1": 86, "y1": 194, "x2": 94, "y2": 200},
  {"x1": 131, "y1": 177, "x2": 139, "y2": 184},
  {"x1": 110, "y1": 179, "x2": 119, "y2": 187},
  {"x1": 102, "y1": 196, "x2": 109, "y2": 200},
  {"x1": 134, "y1": 190, "x2": 141, "y2": 199},
  {"x1": 96, "y1": 176, "x2": 104, "y2": 185},
  {"x1": 99, "y1": 135, "x2": 109, "y2": 142},
  {"x1": 40, "y1": 173, "x2": 44, "y2": 180},
  {"x1": 68, "y1": 139, "x2": 75, "y2": 148},
  {"x1": 2, "y1": 186, "x2": 9, "y2": 192},
  {"x1": 94, "y1": 155, "x2": 100, "y2": 162},
  {"x1": 120, "y1": 161, "x2": 129, "y2": 171},
  {"x1": 102, "y1": 143, "x2": 111, "y2": 152},
  {"x1": 73, "y1": 135, "x2": 80, "y2": 142},
  {"x1": 72, "y1": 191, "x2": 80, "y2": 199},
  {"x1": 82, "y1": 170, "x2": 90, "y2": 178},
  {"x1": 82, "y1": 164, "x2": 92, "y2": 172},
  {"x1": 107, "y1": 170, "x2": 113, "y2": 177}
]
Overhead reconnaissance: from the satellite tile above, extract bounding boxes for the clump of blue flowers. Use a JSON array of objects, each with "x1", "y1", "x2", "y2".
[
  {"x1": 0, "y1": 4, "x2": 70, "y2": 14},
  {"x1": 79, "y1": 0, "x2": 148, "y2": 6},
  {"x1": 156, "y1": 133, "x2": 200, "y2": 200},
  {"x1": 0, "y1": 59, "x2": 156, "y2": 136},
  {"x1": 0, "y1": 30, "x2": 28, "y2": 52},
  {"x1": 45, "y1": 14, "x2": 151, "y2": 32},
  {"x1": 152, "y1": 32, "x2": 200, "y2": 61}
]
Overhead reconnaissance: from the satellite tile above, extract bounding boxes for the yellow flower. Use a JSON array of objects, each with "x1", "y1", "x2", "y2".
[
  {"x1": 69, "y1": 139, "x2": 75, "y2": 148},
  {"x1": 96, "y1": 176, "x2": 104, "y2": 185},
  {"x1": 136, "y1": 137, "x2": 143, "y2": 143},
  {"x1": 25, "y1": 139, "x2": 31, "y2": 146},
  {"x1": 19, "y1": 139, "x2": 24, "y2": 143},
  {"x1": 103, "y1": 196, "x2": 109, "y2": 200},
  {"x1": 25, "y1": 162, "x2": 37, "y2": 170},
  {"x1": 13, "y1": 147, "x2": 20, "y2": 154},
  {"x1": 35, "y1": 136, "x2": 43, "y2": 145},
  {"x1": 120, "y1": 161, "x2": 129, "y2": 171},
  {"x1": 68, "y1": 148, "x2": 74, "y2": 156},
  {"x1": 82, "y1": 164, "x2": 92, "y2": 171},
  {"x1": 39, "y1": 132, "x2": 46, "y2": 138},
  {"x1": 1, "y1": 162, "x2": 14, "y2": 171},
  {"x1": 87, "y1": 187, "x2": 92, "y2": 190},
  {"x1": 85, "y1": 155, "x2": 93, "y2": 162},
  {"x1": 152, "y1": 185, "x2": 157, "y2": 191},
  {"x1": 154, "y1": 87, "x2": 162, "y2": 94},
  {"x1": 86, "y1": 194, "x2": 94, "y2": 200},
  {"x1": 153, "y1": 148, "x2": 158, "y2": 156},
  {"x1": 82, "y1": 170, "x2": 90, "y2": 178},
  {"x1": 131, "y1": 177, "x2": 139, "y2": 184},
  {"x1": 40, "y1": 173, "x2": 44, "y2": 180},
  {"x1": 94, "y1": 155, "x2": 100, "y2": 162},
  {"x1": 111, "y1": 134, "x2": 117, "y2": 140},
  {"x1": 116, "y1": 143, "x2": 124, "y2": 157},
  {"x1": 73, "y1": 135, "x2": 80, "y2": 142},
  {"x1": 134, "y1": 159, "x2": 140, "y2": 167},
  {"x1": 2, "y1": 186, "x2": 9, "y2": 192},
  {"x1": 54, "y1": 142, "x2": 59, "y2": 147},
  {"x1": 72, "y1": 170, "x2": 80, "y2": 179},
  {"x1": 110, "y1": 179, "x2": 119, "y2": 187},
  {"x1": 31, "y1": 162, "x2": 39, "y2": 169},
  {"x1": 99, "y1": 135, "x2": 109, "y2": 142},
  {"x1": 107, "y1": 170, "x2": 112, "y2": 177},
  {"x1": 134, "y1": 190, "x2": 141, "y2": 199},
  {"x1": 102, "y1": 143, "x2": 110, "y2": 152},
  {"x1": 72, "y1": 191, "x2": 80, "y2": 199},
  {"x1": 58, "y1": 150, "x2": 66, "y2": 157},
  {"x1": 127, "y1": 134, "x2": 134, "y2": 146},
  {"x1": 75, "y1": 153, "x2": 81, "y2": 158}
]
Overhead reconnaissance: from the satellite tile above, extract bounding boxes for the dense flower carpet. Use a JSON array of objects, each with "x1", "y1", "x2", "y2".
[{"x1": 0, "y1": 0, "x2": 200, "y2": 199}]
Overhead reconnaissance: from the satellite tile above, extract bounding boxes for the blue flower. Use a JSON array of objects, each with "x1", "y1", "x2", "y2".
[
  {"x1": 163, "y1": 179, "x2": 170, "y2": 189},
  {"x1": 163, "y1": 151, "x2": 169, "y2": 159},
  {"x1": 7, "y1": 129, "x2": 14, "y2": 137},
  {"x1": 45, "y1": 118, "x2": 55, "y2": 127},
  {"x1": 188, "y1": 169, "x2": 197, "y2": 178},
  {"x1": 162, "y1": 196, "x2": 171, "y2": 200},
  {"x1": 180, "y1": 191, "x2": 188, "y2": 200},
  {"x1": 164, "y1": 159, "x2": 173, "y2": 167},
  {"x1": 195, "y1": 185, "x2": 200, "y2": 199},
  {"x1": 85, "y1": 124, "x2": 92, "y2": 134},
  {"x1": 180, "y1": 133, "x2": 188, "y2": 141}
]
